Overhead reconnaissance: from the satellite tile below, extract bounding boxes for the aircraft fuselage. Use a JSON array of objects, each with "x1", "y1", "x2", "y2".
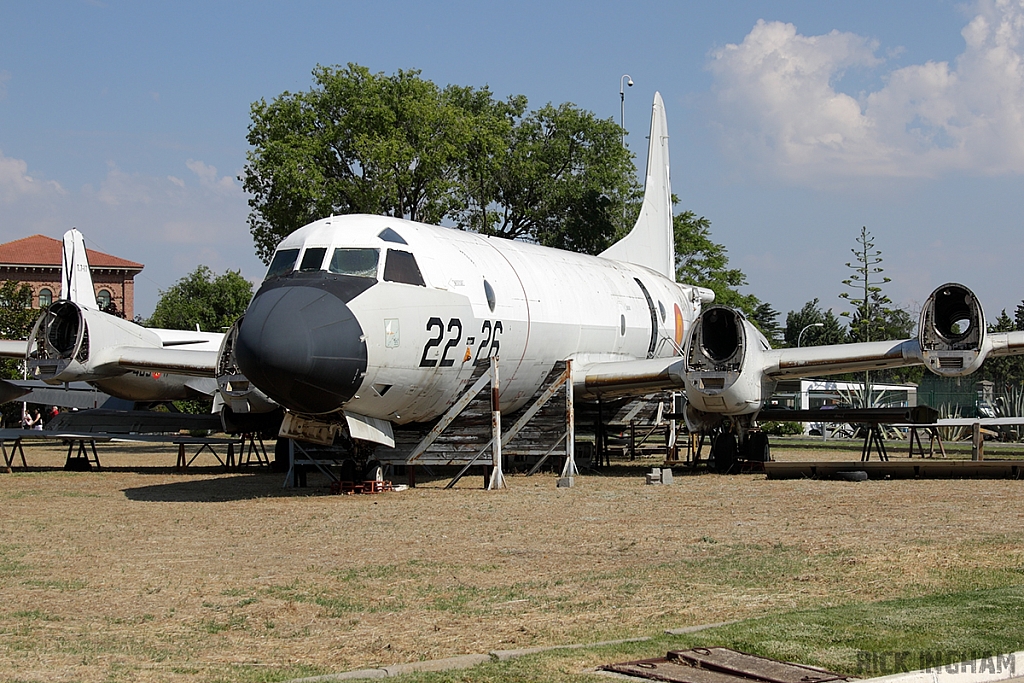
[{"x1": 235, "y1": 214, "x2": 710, "y2": 425}]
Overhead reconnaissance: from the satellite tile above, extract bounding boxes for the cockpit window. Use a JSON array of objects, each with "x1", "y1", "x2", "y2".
[
  {"x1": 265, "y1": 249, "x2": 299, "y2": 280},
  {"x1": 299, "y1": 247, "x2": 328, "y2": 272},
  {"x1": 383, "y1": 250, "x2": 425, "y2": 286},
  {"x1": 378, "y1": 228, "x2": 408, "y2": 245},
  {"x1": 329, "y1": 248, "x2": 379, "y2": 278}
]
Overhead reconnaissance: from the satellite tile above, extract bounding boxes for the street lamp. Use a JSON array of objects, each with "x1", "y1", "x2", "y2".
[
  {"x1": 798, "y1": 322, "x2": 824, "y2": 347},
  {"x1": 620, "y1": 74, "x2": 633, "y2": 148}
]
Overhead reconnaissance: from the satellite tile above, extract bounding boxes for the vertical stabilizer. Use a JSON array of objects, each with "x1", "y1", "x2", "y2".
[
  {"x1": 598, "y1": 91, "x2": 674, "y2": 279},
  {"x1": 61, "y1": 229, "x2": 98, "y2": 309}
]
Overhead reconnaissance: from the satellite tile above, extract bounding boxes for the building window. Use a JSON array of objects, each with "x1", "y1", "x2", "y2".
[
  {"x1": 97, "y1": 289, "x2": 112, "y2": 309},
  {"x1": 38, "y1": 288, "x2": 52, "y2": 308}
]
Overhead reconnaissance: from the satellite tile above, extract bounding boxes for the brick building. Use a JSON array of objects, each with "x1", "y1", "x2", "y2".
[{"x1": 0, "y1": 234, "x2": 143, "y2": 318}]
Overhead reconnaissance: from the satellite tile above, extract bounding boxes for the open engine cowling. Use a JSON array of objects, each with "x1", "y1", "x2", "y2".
[
  {"x1": 918, "y1": 283, "x2": 987, "y2": 377},
  {"x1": 27, "y1": 300, "x2": 163, "y2": 383},
  {"x1": 683, "y1": 306, "x2": 769, "y2": 415}
]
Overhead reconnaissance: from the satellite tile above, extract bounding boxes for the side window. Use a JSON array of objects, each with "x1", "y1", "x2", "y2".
[
  {"x1": 329, "y1": 248, "x2": 379, "y2": 278},
  {"x1": 299, "y1": 247, "x2": 328, "y2": 272},
  {"x1": 383, "y1": 250, "x2": 426, "y2": 286},
  {"x1": 38, "y1": 288, "x2": 52, "y2": 308},
  {"x1": 97, "y1": 289, "x2": 111, "y2": 309},
  {"x1": 265, "y1": 249, "x2": 299, "y2": 280}
]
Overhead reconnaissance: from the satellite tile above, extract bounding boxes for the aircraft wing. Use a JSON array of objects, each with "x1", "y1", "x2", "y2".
[
  {"x1": 764, "y1": 339, "x2": 922, "y2": 379},
  {"x1": 580, "y1": 357, "x2": 687, "y2": 397},
  {"x1": 0, "y1": 339, "x2": 28, "y2": 358},
  {"x1": 579, "y1": 339, "x2": 924, "y2": 397},
  {"x1": 766, "y1": 330, "x2": 1024, "y2": 379},
  {"x1": 988, "y1": 330, "x2": 1024, "y2": 357},
  {"x1": 115, "y1": 346, "x2": 219, "y2": 377}
]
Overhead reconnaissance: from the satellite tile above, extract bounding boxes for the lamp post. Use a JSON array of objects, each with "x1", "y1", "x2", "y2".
[
  {"x1": 798, "y1": 322, "x2": 824, "y2": 348},
  {"x1": 619, "y1": 74, "x2": 633, "y2": 148}
]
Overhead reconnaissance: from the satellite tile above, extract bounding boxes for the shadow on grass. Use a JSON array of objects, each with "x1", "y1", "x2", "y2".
[{"x1": 121, "y1": 472, "x2": 337, "y2": 502}]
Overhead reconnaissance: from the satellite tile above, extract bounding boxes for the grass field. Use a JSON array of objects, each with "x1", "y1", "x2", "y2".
[{"x1": 2, "y1": 439, "x2": 1024, "y2": 682}]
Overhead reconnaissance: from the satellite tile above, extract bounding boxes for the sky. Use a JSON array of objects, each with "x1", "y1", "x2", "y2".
[{"x1": 2, "y1": 0, "x2": 1024, "y2": 325}]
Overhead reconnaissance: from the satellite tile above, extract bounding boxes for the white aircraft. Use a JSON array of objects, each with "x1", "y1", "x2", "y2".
[
  {"x1": 223, "y1": 91, "x2": 1024, "y2": 464},
  {"x1": 0, "y1": 229, "x2": 222, "y2": 403},
  {"x1": 6, "y1": 93, "x2": 1018, "y2": 468}
]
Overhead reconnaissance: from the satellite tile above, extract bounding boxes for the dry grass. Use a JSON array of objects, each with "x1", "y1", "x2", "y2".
[{"x1": 2, "y1": 439, "x2": 1024, "y2": 682}]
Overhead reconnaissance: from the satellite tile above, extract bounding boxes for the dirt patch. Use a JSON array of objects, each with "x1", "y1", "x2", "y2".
[{"x1": 2, "y1": 440, "x2": 1023, "y2": 682}]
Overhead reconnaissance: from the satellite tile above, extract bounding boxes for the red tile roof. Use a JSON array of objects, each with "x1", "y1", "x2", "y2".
[{"x1": 0, "y1": 234, "x2": 143, "y2": 271}]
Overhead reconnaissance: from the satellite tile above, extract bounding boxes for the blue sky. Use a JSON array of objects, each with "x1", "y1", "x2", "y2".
[{"x1": 2, "y1": 0, "x2": 1023, "y2": 325}]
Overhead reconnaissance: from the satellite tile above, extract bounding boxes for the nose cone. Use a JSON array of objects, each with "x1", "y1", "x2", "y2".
[{"x1": 235, "y1": 285, "x2": 367, "y2": 414}]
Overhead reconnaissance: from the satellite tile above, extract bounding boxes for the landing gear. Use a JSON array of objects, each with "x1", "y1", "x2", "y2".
[
  {"x1": 744, "y1": 431, "x2": 771, "y2": 462},
  {"x1": 712, "y1": 431, "x2": 737, "y2": 474},
  {"x1": 339, "y1": 458, "x2": 359, "y2": 483},
  {"x1": 364, "y1": 459, "x2": 385, "y2": 482}
]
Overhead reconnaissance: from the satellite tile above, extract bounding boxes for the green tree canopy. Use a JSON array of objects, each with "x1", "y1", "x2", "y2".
[
  {"x1": 457, "y1": 102, "x2": 637, "y2": 252},
  {"x1": 0, "y1": 280, "x2": 35, "y2": 381},
  {"x1": 981, "y1": 309, "x2": 1024, "y2": 389},
  {"x1": 673, "y1": 210, "x2": 759, "y2": 315},
  {"x1": 839, "y1": 226, "x2": 906, "y2": 343},
  {"x1": 783, "y1": 299, "x2": 849, "y2": 347},
  {"x1": 146, "y1": 267, "x2": 253, "y2": 333},
  {"x1": 243, "y1": 63, "x2": 636, "y2": 261},
  {"x1": 749, "y1": 302, "x2": 782, "y2": 346}
]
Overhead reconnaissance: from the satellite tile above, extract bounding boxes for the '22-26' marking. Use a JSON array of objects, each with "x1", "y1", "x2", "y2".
[{"x1": 419, "y1": 318, "x2": 501, "y2": 368}]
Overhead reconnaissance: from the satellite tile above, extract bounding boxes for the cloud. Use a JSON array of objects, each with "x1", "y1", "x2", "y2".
[
  {"x1": 708, "y1": 0, "x2": 1024, "y2": 181},
  {"x1": 186, "y1": 159, "x2": 242, "y2": 195},
  {"x1": 0, "y1": 149, "x2": 65, "y2": 202},
  {"x1": 0, "y1": 156, "x2": 262, "y2": 316}
]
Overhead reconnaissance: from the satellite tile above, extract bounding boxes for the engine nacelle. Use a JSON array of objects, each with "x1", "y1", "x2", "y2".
[
  {"x1": 27, "y1": 301, "x2": 163, "y2": 383},
  {"x1": 215, "y1": 316, "x2": 279, "y2": 415},
  {"x1": 918, "y1": 283, "x2": 987, "y2": 377},
  {"x1": 683, "y1": 306, "x2": 773, "y2": 415}
]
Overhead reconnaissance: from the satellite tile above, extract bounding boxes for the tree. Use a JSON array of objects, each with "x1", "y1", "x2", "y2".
[
  {"x1": 981, "y1": 309, "x2": 1024, "y2": 389},
  {"x1": 455, "y1": 102, "x2": 638, "y2": 254},
  {"x1": 784, "y1": 299, "x2": 848, "y2": 348},
  {"x1": 0, "y1": 281, "x2": 36, "y2": 427},
  {"x1": 838, "y1": 227, "x2": 918, "y2": 402},
  {"x1": 674, "y1": 210, "x2": 759, "y2": 315},
  {"x1": 146, "y1": 267, "x2": 253, "y2": 333},
  {"x1": 839, "y1": 226, "x2": 899, "y2": 344},
  {"x1": 750, "y1": 302, "x2": 782, "y2": 347},
  {"x1": 0, "y1": 281, "x2": 36, "y2": 380},
  {"x1": 243, "y1": 63, "x2": 636, "y2": 261}
]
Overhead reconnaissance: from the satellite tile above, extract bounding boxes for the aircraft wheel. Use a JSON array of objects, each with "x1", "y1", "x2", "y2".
[
  {"x1": 364, "y1": 459, "x2": 385, "y2": 482},
  {"x1": 712, "y1": 432, "x2": 737, "y2": 474},
  {"x1": 272, "y1": 438, "x2": 290, "y2": 473},
  {"x1": 339, "y1": 458, "x2": 359, "y2": 483},
  {"x1": 747, "y1": 431, "x2": 771, "y2": 462}
]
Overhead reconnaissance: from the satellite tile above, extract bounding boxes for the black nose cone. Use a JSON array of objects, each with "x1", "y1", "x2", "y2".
[{"x1": 235, "y1": 285, "x2": 367, "y2": 414}]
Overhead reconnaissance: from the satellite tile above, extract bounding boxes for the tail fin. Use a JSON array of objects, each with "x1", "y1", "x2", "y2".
[
  {"x1": 61, "y1": 228, "x2": 98, "y2": 309},
  {"x1": 598, "y1": 91, "x2": 674, "y2": 279}
]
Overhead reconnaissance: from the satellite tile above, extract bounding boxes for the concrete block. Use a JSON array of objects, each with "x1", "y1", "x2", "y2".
[
  {"x1": 661, "y1": 468, "x2": 673, "y2": 485},
  {"x1": 557, "y1": 476, "x2": 574, "y2": 488}
]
